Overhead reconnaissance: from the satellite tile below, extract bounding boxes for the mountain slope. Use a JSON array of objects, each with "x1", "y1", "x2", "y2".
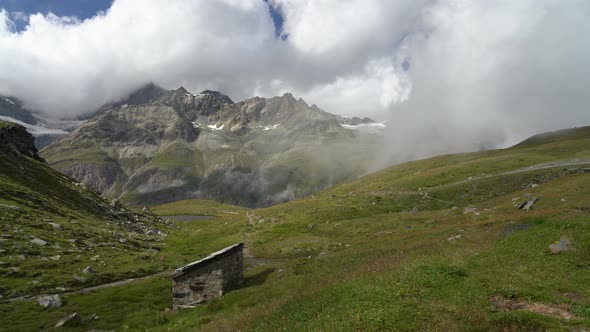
[
  {"x1": 0, "y1": 120, "x2": 171, "y2": 299},
  {"x1": 41, "y1": 87, "x2": 380, "y2": 207},
  {"x1": 151, "y1": 124, "x2": 590, "y2": 330},
  {"x1": 3, "y1": 124, "x2": 590, "y2": 331}
]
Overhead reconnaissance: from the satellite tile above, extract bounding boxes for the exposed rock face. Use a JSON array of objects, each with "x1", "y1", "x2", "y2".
[
  {"x1": 41, "y1": 87, "x2": 380, "y2": 207},
  {"x1": 0, "y1": 121, "x2": 42, "y2": 160}
]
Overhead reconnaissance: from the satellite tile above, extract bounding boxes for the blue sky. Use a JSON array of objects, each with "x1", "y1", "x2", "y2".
[{"x1": 0, "y1": 0, "x2": 112, "y2": 18}]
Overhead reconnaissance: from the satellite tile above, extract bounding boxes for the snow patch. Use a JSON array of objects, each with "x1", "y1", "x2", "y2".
[
  {"x1": 121, "y1": 104, "x2": 128, "y2": 109},
  {"x1": 263, "y1": 124, "x2": 279, "y2": 131},
  {"x1": 341, "y1": 122, "x2": 387, "y2": 134},
  {"x1": 207, "y1": 123, "x2": 224, "y2": 131},
  {"x1": 191, "y1": 121, "x2": 200, "y2": 129},
  {"x1": 341, "y1": 122, "x2": 386, "y2": 129},
  {"x1": 3, "y1": 98, "x2": 15, "y2": 105}
]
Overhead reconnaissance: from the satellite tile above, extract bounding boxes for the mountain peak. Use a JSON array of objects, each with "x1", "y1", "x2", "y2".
[
  {"x1": 199, "y1": 90, "x2": 234, "y2": 104},
  {"x1": 176, "y1": 86, "x2": 189, "y2": 94},
  {"x1": 281, "y1": 92, "x2": 296, "y2": 101}
]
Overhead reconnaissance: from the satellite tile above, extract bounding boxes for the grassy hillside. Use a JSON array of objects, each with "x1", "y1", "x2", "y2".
[
  {"x1": 0, "y1": 121, "x2": 172, "y2": 302},
  {"x1": 3, "y1": 125, "x2": 590, "y2": 331}
]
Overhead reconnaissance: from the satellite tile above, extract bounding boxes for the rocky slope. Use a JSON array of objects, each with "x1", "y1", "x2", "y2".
[
  {"x1": 41, "y1": 86, "x2": 380, "y2": 207},
  {"x1": 0, "y1": 120, "x2": 171, "y2": 298}
]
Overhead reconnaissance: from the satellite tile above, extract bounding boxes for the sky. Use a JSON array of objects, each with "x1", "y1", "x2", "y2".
[{"x1": 0, "y1": 0, "x2": 589, "y2": 162}]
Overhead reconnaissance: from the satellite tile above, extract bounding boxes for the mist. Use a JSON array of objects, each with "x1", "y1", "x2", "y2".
[{"x1": 1, "y1": 0, "x2": 590, "y2": 167}]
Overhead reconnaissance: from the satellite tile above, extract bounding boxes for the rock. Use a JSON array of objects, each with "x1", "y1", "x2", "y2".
[
  {"x1": 142, "y1": 206, "x2": 149, "y2": 212},
  {"x1": 448, "y1": 235, "x2": 462, "y2": 242},
  {"x1": 307, "y1": 223, "x2": 315, "y2": 230},
  {"x1": 549, "y1": 237, "x2": 572, "y2": 254},
  {"x1": 410, "y1": 207, "x2": 419, "y2": 214},
  {"x1": 82, "y1": 265, "x2": 95, "y2": 274},
  {"x1": 89, "y1": 313, "x2": 99, "y2": 320},
  {"x1": 49, "y1": 255, "x2": 61, "y2": 261},
  {"x1": 37, "y1": 294, "x2": 62, "y2": 308},
  {"x1": 55, "y1": 313, "x2": 80, "y2": 327},
  {"x1": 463, "y1": 206, "x2": 478, "y2": 214},
  {"x1": 518, "y1": 197, "x2": 539, "y2": 211},
  {"x1": 31, "y1": 237, "x2": 48, "y2": 246},
  {"x1": 110, "y1": 199, "x2": 121, "y2": 208},
  {"x1": 48, "y1": 222, "x2": 62, "y2": 230}
]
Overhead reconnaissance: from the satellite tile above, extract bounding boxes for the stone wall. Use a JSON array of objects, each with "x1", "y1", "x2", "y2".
[{"x1": 172, "y1": 248, "x2": 243, "y2": 307}]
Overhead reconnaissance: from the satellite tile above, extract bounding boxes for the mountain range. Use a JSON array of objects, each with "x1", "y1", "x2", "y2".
[{"x1": 40, "y1": 85, "x2": 383, "y2": 207}]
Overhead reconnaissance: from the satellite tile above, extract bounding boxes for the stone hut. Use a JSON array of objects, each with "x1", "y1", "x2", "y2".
[{"x1": 171, "y1": 242, "x2": 244, "y2": 308}]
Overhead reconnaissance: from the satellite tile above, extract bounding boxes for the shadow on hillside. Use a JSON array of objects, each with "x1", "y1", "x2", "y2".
[{"x1": 241, "y1": 268, "x2": 275, "y2": 289}]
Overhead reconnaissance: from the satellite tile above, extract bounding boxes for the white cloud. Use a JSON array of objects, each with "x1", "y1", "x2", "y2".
[
  {"x1": 0, "y1": 0, "x2": 589, "y2": 165},
  {"x1": 375, "y1": 0, "x2": 590, "y2": 166}
]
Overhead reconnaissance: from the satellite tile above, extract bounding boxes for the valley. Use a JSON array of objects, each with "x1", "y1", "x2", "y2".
[{"x1": 1, "y1": 123, "x2": 589, "y2": 331}]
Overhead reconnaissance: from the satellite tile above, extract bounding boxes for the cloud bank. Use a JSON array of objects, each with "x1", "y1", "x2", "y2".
[{"x1": 1, "y1": 0, "x2": 590, "y2": 162}]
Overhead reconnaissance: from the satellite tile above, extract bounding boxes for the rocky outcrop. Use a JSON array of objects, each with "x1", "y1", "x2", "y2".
[{"x1": 0, "y1": 121, "x2": 42, "y2": 161}]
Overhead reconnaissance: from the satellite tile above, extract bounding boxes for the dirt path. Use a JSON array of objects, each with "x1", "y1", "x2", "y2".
[
  {"x1": 2, "y1": 252, "x2": 281, "y2": 304},
  {"x1": 450, "y1": 158, "x2": 590, "y2": 187},
  {"x1": 1, "y1": 271, "x2": 170, "y2": 304}
]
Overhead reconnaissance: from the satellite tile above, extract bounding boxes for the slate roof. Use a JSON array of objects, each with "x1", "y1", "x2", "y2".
[{"x1": 171, "y1": 242, "x2": 244, "y2": 278}]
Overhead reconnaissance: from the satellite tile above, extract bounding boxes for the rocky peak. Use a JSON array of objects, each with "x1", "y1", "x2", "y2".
[
  {"x1": 124, "y1": 83, "x2": 167, "y2": 105},
  {"x1": 176, "y1": 86, "x2": 189, "y2": 94},
  {"x1": 0, "y1": 121, "x2": 43, "y2": 161},
  {"x1": 200, "y1": 90, "x2": 234, "y2": 105}
]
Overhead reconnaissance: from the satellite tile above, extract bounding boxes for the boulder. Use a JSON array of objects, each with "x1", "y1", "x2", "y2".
[
  {"x1": 549, "y1": 237, "x2": 572, "y2": 254},
  {"x1": 82, "y1": 265, "x2": 95, "y2": 274},
  {"x1": 518, "y1": 197, "x2": 539, "y2": 211},
  {"x1": 447, "y1": 235, "x2": 462, "y2": 242},
  {"x1": 54, "y1": 313, "x2": 80, "y2": 327},
  {"x1": 37, "y1": 294, "x2": 62, "y2": 308},
  {"x1": 48, "y1": 222, "x2": 62, "y2": 230},
  {"x1": 31, "y1": 237, "x2": 48, "y2": 246},
  {"x1": 110, "y1": 198, "x2": 121, "y2": 208}
]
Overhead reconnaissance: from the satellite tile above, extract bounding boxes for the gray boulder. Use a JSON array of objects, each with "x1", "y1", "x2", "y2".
[
  {"x1": 518, "y1": 197, "x2": 539, "y2": 211},
  {"x1": 31, "y1": 237, "x2": 48, "y2": 246},
  {"x1": 55, "y1": 313, "x2": 80, "y2": 327},
  {"x1": 82, "y1": 265, "x2": 95, "y2": 274},
  {"x1": 549, "y1": 237, "x2": 572, "y2": 254},
  {"x1": 37, "y1": 294, "x2": 62, "y2": 308}
]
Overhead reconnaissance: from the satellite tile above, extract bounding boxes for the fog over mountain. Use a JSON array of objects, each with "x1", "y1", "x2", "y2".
[{"x1": 1, "y1": 0, "x2": 590, "y2": 164}]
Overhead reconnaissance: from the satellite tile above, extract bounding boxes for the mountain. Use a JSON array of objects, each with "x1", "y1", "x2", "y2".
[
  {"x1": 0, "y1": 120, "x2": 171, "y2": 299},
  {"x1": 0, "y1": 96, "x2": 82, "y2": 148},
  {"x1": 41, "y1": 87, "x2": 381, "y2": 207}
]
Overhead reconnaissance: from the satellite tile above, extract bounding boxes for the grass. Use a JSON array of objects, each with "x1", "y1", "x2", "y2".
[
  {"x1": 0, "y1": 149, "x2": 172, "y2": 300},
  {"x1": 2, "y1": 125, "x2": 590, "y2": 331}
]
